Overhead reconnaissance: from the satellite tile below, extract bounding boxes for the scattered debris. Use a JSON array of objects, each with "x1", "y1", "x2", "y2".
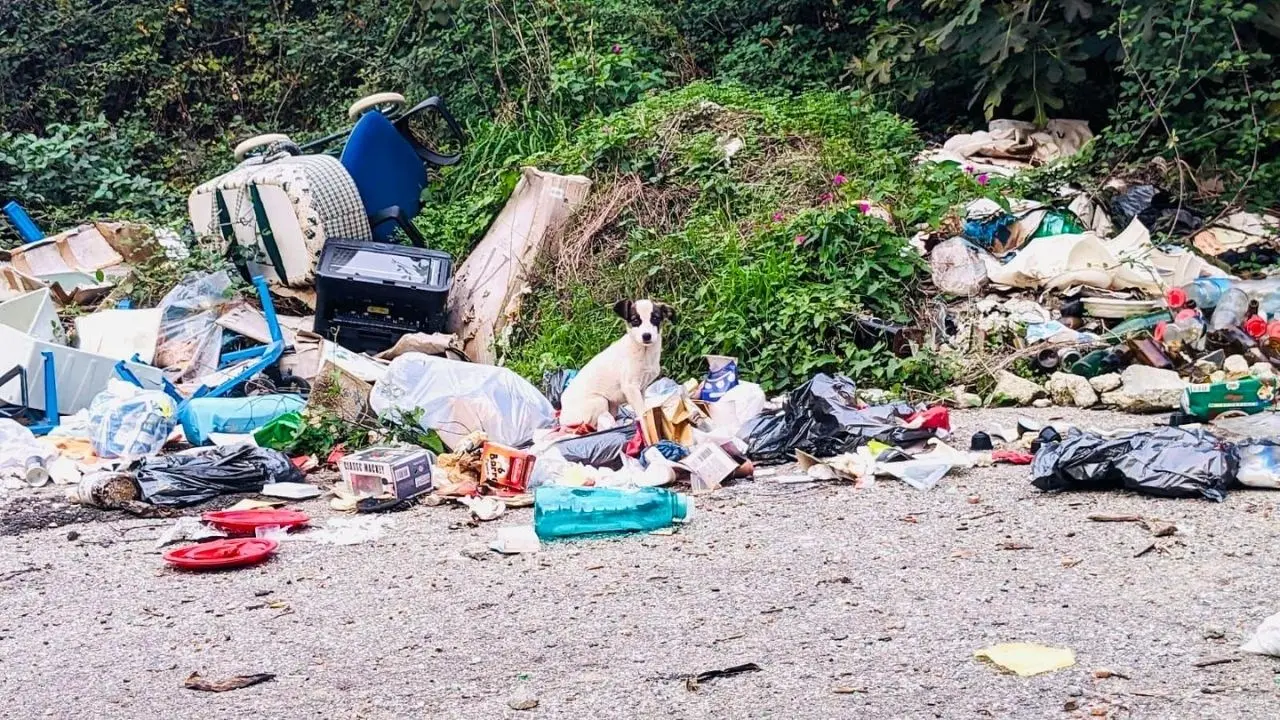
[
  {"x1": 685, "y1": 663, "x2": 762, "y2": 691},
  {"x1": 183, "y1": 671, "x2": 276, "y2": 692}
]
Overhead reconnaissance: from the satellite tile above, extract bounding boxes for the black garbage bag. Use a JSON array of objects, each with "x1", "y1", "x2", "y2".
[
  {"x1": 740, "y1": 410, "x2": 792, "y2": 465},
  {"x1": 1031, "y1": 427, "x2": 1237, "y2": 501},
  {"x1": 1110, "y1": 185, "x2": 1203, "y2": 236},
  {"x1": 136, "y1": 444, "x2": 305, "y2": 507},
  {"x1": 541, "y1": 369, "x2": 578, "y2": 410},
  {"x1": 742, "y1": 374, "x2": 934, "y2": 464},
  {"x1": 551, "y1": 423, "x2": 639, "y2": 469}
]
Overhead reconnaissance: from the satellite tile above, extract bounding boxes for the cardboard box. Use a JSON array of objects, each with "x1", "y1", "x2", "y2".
[
  {"x1": 481, "y1": 442, "x2": 536, "y2": 492},
  {"x1": 339, "y1": 445, "x2": 434, "y2": 500},
  {"x1": 640, "y1": 393, "x2": 709, "y2": 446},
  {"x1": 681, "y1": 442, "x2": 739, "y2": 494}
]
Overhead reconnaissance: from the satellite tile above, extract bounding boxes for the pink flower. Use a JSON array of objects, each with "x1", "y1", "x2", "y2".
[
  {"x1": 857, "y1": 201, "x2": 871, "y2": 214},
  {"x1": 832, "y1": 173, "x2": 847, "y2": 187},
  {"x1": 819, "y1": 192, "x2": 834, "y2": 204},
  {"x1": 771, "y1": 211, "x2": 785, "y2": 222},
  {"x1": 611, "y1": 44, "x2": 622, "y2": 54},
  {"x1": 976, "y1": 173, "x2": 990, "y2": 186},
  {"x1": 794, "y1": 234, "x2": 807, "y2": 246}
]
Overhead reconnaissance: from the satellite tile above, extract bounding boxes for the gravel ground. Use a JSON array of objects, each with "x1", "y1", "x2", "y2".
[{"x1": 2, "y1": 407, "x2": 1279, "y2": 719}]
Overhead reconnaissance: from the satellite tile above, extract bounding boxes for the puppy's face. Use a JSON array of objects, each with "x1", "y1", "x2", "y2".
[{"x1": 614, "y1": 299, "x2": 675, "y2": 347}]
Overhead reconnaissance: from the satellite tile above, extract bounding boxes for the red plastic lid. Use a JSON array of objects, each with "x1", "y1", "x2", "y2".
[
  {"x1": 1166, "y1": 287, "x2": 1188, "y2": 309},
  {"x1": 1244, "y1": 315, "x2": 1268, "y2": 338},
  {"x1": 202, "y1": 509, "x2": 310, "y2": 535},
  {"x1": 163, "y1": 538, "x2": 279, "y2": 570},
  {"x1": 1268, "y1": 320, "x2": 1280, "y2": 339},
  {"x1": 1175, "y1": 308, "x2": 1201, "y2": 322},
  {"x1": 1153, "y1": 321, "x2": 1168, "y2": 342}
]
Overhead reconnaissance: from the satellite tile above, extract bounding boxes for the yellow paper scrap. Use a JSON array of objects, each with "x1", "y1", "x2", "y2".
[{"x1": 975, "y1": 642, "x2": 1076, "y2": 677}]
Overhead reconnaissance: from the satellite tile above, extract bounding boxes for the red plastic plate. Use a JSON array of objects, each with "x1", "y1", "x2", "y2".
[
  {"x1": 163, "y1": 538, "x2": 279, "y2": 571},
  {"x1": 201, "y1": 509, "x2": 311, "y2": 535}
]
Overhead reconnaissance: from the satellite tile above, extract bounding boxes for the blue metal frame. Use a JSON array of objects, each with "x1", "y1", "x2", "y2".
[{"x1": 0, "y1": 350, "x2": 59, "y2": 435}]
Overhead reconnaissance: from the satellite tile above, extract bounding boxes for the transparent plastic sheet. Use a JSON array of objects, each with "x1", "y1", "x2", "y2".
[
  {"x1": 742, "y1": 374, "x2": 934, "y2": 464},
  {"x1": 135, "y1": 444, "x2": 303, "y2": 507},
  {"x1": 153, "y1": 270, "x2": 233, "y2": 382},
  {"x1": 370, "y1": 353, "x2": 554, "y2": 450},
  {"x1": 1030, "y1": 427, "x2": 1237, "y2": 501}
]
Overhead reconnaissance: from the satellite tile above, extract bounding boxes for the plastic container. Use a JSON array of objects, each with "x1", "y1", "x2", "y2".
[
  {"x1": 1168, "y1": 278, "x2": 1232, "y2": 310},
  {"x1": 179, "y1": 394, "x2": 306, "y2": 446},
  {"x1": 1209, "y1": 287, "x2": 1250, "y2": 331},
  {"x1": 533, "y1": 486, "x2": 693, "y2": 540},
  {"x1": 1162, "y1": 316, "x2": 1205, "y2": 349}
]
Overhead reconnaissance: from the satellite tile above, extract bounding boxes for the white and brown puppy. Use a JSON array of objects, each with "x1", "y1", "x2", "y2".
[{"x1": 559, "y1": 299, "x2": 676, "y2": 429}]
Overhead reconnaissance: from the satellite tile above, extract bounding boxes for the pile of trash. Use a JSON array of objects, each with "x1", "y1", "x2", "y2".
[{"x1": 917, "y1": 176, "x2": 1280, "y2": 421}]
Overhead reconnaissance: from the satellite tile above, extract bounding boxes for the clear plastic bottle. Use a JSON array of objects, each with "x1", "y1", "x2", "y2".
[
  {"x1": 1209, "y1": 287, "x2": 1250, "y2": 331},
  {"x1": 533, "y1": 486, "x2": 693, "y2": 540},
  {"x1": 1169, "y1": 278, "x2": 1233, "y2": 310}
]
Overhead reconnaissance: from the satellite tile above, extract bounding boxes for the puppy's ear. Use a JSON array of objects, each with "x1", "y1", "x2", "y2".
[
  {"x1": 654, "y1": 302, "x2": 676, "y2": 325},
  {"x1": 613, "y1": 299, "x2": 633, "y2": 321}
]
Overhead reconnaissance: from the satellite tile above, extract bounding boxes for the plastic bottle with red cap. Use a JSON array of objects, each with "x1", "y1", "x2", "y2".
[{"x1": 1167, "y1": 278, "x2": 1232, "y2": 311}]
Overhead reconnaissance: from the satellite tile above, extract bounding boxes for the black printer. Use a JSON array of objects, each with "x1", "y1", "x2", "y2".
[{"x1": 312, "y1": 239, "x2": 452, "y2": 354}]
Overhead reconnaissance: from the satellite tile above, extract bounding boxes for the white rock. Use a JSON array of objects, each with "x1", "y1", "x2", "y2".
[
  {"x1": 991, "y1": 371, "x2": 1047, "y2": 406},
  {"x1": 1032, "y1": 398, "x2": 1053, "y2": 408},
  {"x1": 1250, "y1": 362, "x2": 1276, "y2": 379},
  {"x1": 1089, "y1": 373, "x2": 1122, "y2": 393},
  {"x1": 1046, "y1": 372, "x2": 1099, "y2": 408},
  {"x1": 951, "y1": 386, "x2": 984, "y2": 408},
  {"x1": 1224, "y1": 354, "x2": 1251, "y2": 377},
  {"x1": 1100, "y1": 365, "x2": 1187, "y2": 413}
]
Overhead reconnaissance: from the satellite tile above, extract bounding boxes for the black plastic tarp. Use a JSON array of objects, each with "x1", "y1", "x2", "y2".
[{"x1": 1030, "y1": 427, "x2": 1237, "y2": 501}]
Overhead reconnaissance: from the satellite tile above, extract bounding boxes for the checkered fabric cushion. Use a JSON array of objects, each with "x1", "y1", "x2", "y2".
[{"x1": 189, "y1": 153, "x2": 372, "y2": 289}]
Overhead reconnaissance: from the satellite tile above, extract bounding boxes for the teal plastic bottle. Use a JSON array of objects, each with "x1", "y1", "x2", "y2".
[{"x1": 533, "y1": 486, "x2": 693, "y2": 540}]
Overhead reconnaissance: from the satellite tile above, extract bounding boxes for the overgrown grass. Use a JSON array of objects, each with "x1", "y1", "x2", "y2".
[{"x1": 429, "y1": 82, "x2": 995, "y2": 393}]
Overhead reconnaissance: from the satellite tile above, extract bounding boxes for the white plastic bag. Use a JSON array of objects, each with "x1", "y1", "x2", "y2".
[
  {"x1": 710, "y1": 381, "x2": 766, "y2": 437},
  {"x1": 1242, "y1": 611, "x2": 1280, "y2": 656},
  {"x1": 88, "y1": 380, "x2": 179, "y2": 459},
  {"x1": 0, "y1": 419, "x2": 53, "y2": 474},
  {"x1": 370, "y1": 353, "x2": 554, "y2": 450},
  {"x1": 1236, "y1": 443, "x2": 1280, "y2": 489},
  {"x1": 931, "y1": 237, "x2": 988, "y2": 296}
]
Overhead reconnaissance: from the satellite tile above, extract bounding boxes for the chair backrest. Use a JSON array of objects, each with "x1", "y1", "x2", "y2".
[{"x1": 340, "y1": 112, "x2": 427, "y2": 243}]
